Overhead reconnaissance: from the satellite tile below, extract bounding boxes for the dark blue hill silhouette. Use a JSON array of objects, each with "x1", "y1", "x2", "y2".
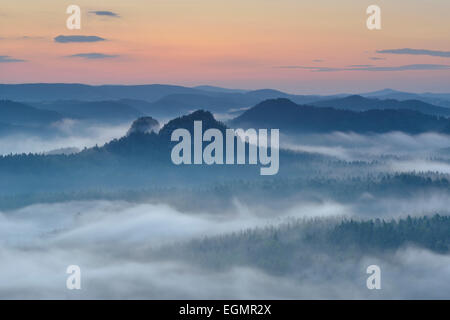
[
  {"x1": 140, "y1": 94, "x2": 242, "y2": 117},
  {"x1": 127, "y1": 92, "x2": 323, "y2": 118},
  {"x1": 0, "y1": 83, "x2": 202, "y2": 102},
  {"x1": 362, "y1": 89, "x2": 450, "y2": 108},
  {"x1": 0, "y1": 83, "x2": 324, "y2": 118},
  {"x1": 70, "y1": 110, "x2": 228, "y2": 160},
  {"x1": 0, "y1": 122, "x2": 36, "y2": 135},
  {"x1": 98, "y1": 110, "x2": 228, "y2": 159},
  {"x1": 127, "y1": 117, "x2": 160, "y2": 135},
  {"x1": 0, "y1": 109, "x2": 313, "y2": 194},
  {"x1": 2, "y1": 107, "x2": 450, "y2": 207},
  {"x1": 30, "y1": 100, "x2": 142, "y2": 122},
  {"x1": 230, "y1": 98, "x2": 450, "y2": 134},
  {"x1": 0, "y1": 100, "x2": 63, "y2": 126},
  {"x1": 193, "y1": 85, "x2": 247, "y2": 93},
  {"x1": 0, "y1": 83, "x2": 322, "y2": 102},
  {"x1": 311, "y1": 95, "x2": 450, "y2": 117},
  {"x1": 159, "y1": 110, "x2": 227, "y2": 138},
  {"x1": 2, "y1": 83, "x2": 450, "y2": 117}
]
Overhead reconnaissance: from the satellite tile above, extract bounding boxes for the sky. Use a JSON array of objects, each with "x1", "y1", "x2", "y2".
[{"x1": 0, "y1": 0, "x2": 449, "y2": 94}]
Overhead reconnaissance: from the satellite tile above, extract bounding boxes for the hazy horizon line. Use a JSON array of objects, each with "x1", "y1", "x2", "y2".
[{"x1": 0, "y1": 82, "x2": 449, "y2": 96}]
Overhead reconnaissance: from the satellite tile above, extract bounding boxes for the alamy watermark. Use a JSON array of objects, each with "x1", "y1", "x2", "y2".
[
  {"x1": 170, "y1": 121, "x2": 279, "y2": 175},
  {"x1": 66, "y1": 265, "x2": 81, "y2": 290},
  {"x1": 66, "y1": 5, "x2": 81, "y2": 30},
  {"x1": 366, "y1": 265, "x2": 381, "y2": 290},
  {"x1": 366, "y1": 5, "x2": 381, "y2": 30}
]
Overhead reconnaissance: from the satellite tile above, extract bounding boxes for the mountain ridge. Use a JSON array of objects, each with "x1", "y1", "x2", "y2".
[
  {"x1": 230, "y1": 98, "x2": 450, "y2": 134},
  {"x1": 311, "y1": 95, "x2": 450, "y2": 117}
]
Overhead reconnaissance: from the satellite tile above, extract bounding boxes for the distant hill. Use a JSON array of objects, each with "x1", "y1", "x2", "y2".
[
  {"x1": 3, "y1": 106, "x2": 449, "y2": 197},
  {"x1": 44, "y1": 147, "x2": 80, "y2": 155},
  {"x1": 0, "y1": 83, "x2": 319, "y2": 102},
  {"x1": 362, "y1": 89, "x2": 414, "y2": 98},
  {"x1": 363, "y1": 89, "x2": 450, "y2": 100},
  {"x1": 116, "y1": 99, "x2": 155, "y2": 114},
  {"x1": 0, "y1": 83, "x2": 204, "y2": 102},
  {"x1": 127, "y1": 117, "x2": 160, "y2": 135},
  {"x1": 120, "y1": 91, "x2": 324, "y2": 118},
  {"x1": 230, "y1": 98, "x2": 450, "y2": 134},
  {"x1": 193, "y1": 85, "x2": 248, "y2": 93},
  {"x1": 311, "y1": 95, "x2": 450, "y2": 117},
  {"x1": 0, "y1": 109, "x2": 306, "y2": 194},
  {"x1": 7, "y1": 83, "x2": 450, "y2": 125},
  {"x1": 0, "y1": 122, "x2": 32, "y2": 135},
  {"x1": 98, "y1": 110, "x2": 227, "y2": 159},
  {"x1": 2, "y1": 83, "x2": 449, "y2": 113},
  {"x1": 0, "y1": 100, "x2": 63, "y2": 126},
  {"x1": 0, "y1": 83, "x2": 325, "y2": 118},
  {"x1": 30, "y1": 100, "x2": 143, "y2": 123},
  {"x1": 361, "y1": 89, "x2": 450, "y2": 108},
  {"x1": 138, "y1": 93, "x2": 242, "y2": 117},
  {"x1": 158, "y1": 110, "x2": 227, "y2": 140},
  {"x1": 243, "y1": 89, "x2": 291, "y2": 100}
]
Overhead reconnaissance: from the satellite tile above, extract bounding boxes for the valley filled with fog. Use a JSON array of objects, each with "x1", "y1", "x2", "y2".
[
  {"x1": 0, "y1": 120, "x2": 131, "y2": 156},
  {"x1": 1, "y1": 199, "x2": 449, "y2": 299},
  {"x1": 1, "y1": 85, "x2": 450, "y2": 299}
]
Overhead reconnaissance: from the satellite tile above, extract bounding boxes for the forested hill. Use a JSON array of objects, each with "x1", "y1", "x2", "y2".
[
  {"x1": 230, "y1": 98, "x2": 450, "y2": 134},
  {"x1": 158, "y1": 214, "x2": 450, "y2": 274},
  {"x1": 310, "y1": 95, "x2": 450, "y2": 117},
  {"x1": 0, "y1": 110, "x2": 286, "y2": 194},
  {"x1": 0, "y1": 100, "x2": 63, "y2": 126}
]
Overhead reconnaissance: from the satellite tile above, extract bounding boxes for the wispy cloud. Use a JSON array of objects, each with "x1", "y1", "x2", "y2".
[
  {"x1": 54, "y1": 35, "x2": 106, "y2": 43},
  {"x1": 89, "y1": 11, "x2": 120, "y2": 18},
  {"x1": 20, "y1": 36, "x2": 45, "y2": 40},
  {"x1": 0, "y1": 36, "x2": 45, "y2": 41},
  {"x1": 65, "y1": 53, "x2": 119, "y2": 60},
  {"x1": 0, "y1": 55, "x2": 26, "y2": 63},
  {"x1": 277, "y1": 66, "x2": 340, "y2": 72},
  {"x1": 312, "y1": 59, "x2": 324, "y2": 63},
  {"x1": 354, "y1": 64, "x2": 450, "y2": 72},
  {"x1": 275, "y1": 64, "x2": 450, "y2": 72},
  {"x1": 377, "y1": 48, "x2": 450, "y2": 58},
  {"x1": 369, "y1": 57, "x2": 385, "y2": 61},
  {"x1": 346, "y1": 64, "x2": 374, "y2": 68}
]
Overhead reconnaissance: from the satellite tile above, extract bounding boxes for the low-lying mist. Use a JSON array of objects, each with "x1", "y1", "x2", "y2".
[
  {"x1": 0, "y1": 196, "x2": 449, "y2": 299},
  {"x1": 282, "y1": 131, "x2": 450, "y2": 161},
  {"x1": 1, "y1": 123, "x2": 450, "y2": 299},
  {"x1": 0, "y1": 120, "x2": 131, "y2": 155}
]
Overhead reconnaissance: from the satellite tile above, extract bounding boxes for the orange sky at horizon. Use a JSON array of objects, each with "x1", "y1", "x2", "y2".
[{"x1": 0, "y1": 0, "x2": 449, "y2": 94}]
